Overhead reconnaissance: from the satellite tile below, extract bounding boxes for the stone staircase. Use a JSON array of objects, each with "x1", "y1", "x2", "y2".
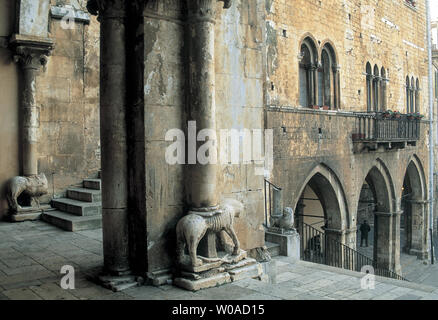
[
  {"x1": 265, "y1": 241, "x2": 280, "y2": 258},
  {"x1": 42, "y1": 178, "x2": 102, "y2": 232}
]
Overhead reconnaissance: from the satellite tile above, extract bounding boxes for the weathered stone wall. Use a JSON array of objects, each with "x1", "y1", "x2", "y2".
[
  {"x1": 142, "y1": 1, "x2": 186, "y2": 272},
  {"x1": 0, "y1": 0, "x2": 19, "y2": 220},
  {"x1": 35, "y1": 0, "x2": 100, "y2": 200},
  {"x1": 265, "y1": 0, "x2": 429, "y2": 113},
  {"x1": 143, "y1": 0, "x2": 266, "y2": 272},
  {"x1": 263, "y1": 0, "x2": 430, "y2": 259},
  {"x1": 0, "y1": 0, "x2": 101, "y2": 219},
  {"x1": 267, "y1": 108, "x2": 429, "y2": 249},
  {"x1": 215, "y1": 0, "x2": 266, "y2": 257}
]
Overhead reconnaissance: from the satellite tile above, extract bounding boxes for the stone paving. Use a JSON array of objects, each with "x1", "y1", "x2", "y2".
[
  {"x1": 1, "y1": 220, "x2": 438, "y2": 300},
  {"x1": 356, "y1": 225, "x2": 438, "y2": 285}
]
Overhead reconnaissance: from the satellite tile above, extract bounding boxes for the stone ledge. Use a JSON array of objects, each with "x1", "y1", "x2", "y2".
[
  {"x1": 50, "y1": 6, "x2": 91, "y2": 24},
  {"x1": 174, "y1": 256, "x2": 263, "y2": 291},
  {"x1": 174, "y1": 272, "x2": 231, "y2": 292},
  {"x1": 9, "y1": 204, "x2": 53, "y2": 222}
]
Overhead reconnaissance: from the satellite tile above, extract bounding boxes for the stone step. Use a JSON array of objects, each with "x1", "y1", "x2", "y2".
[
  {"x1": 67, "y1": 187, "x2": 102, "y2": 203},
  {"x1": 265, "y1": 241, "x2": 280, "y2": 258},
  {"x1": 83, "y1": 179, "x2": 101, "y2": 190},
  {"x1": 42, "y1": 210, "x2": 102, "y2": 232},
  {"x1": 52, "y1": 198, "x2": 102, "y2": 216}
]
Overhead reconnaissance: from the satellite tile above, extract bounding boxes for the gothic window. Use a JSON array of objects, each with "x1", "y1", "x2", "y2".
[
  {"x1": 410, "y1": 77, "x2": 415, "y2": 113},
  {"x1": 406, "y1": 76, "x2": 411, "y2": 113},
  {"x1": 299, "y1": 37, "x2": 318, "y2": 107},
  {"x1": 372, "y1": 65, "x2": 380, "y2": 111},
  {"x1": 366, "y1": 63, "x2": 372, "y2": 112},
  {"x1": 319, "y1": 44, "x2": 339, "y2": 109}
]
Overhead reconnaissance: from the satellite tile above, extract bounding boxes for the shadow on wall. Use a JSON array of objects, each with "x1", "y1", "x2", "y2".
[{"x1": 0, "y1": 181, "x2": 9, "y2": 221}]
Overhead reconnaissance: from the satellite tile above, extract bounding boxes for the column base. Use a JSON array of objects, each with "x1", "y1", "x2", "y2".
[
  {"x1": 174, "y1": 250, "x2": 263, "y2": 291},
  {"x1": 97, "y1": 271, "x2": 139, "y2": 292},
  {"x1": 9, "y1": 204, "x2": 53, "y2": 222},
  {"x1": 409, "y1": 248, "x2": 429, "y2": 260},
  {"x1": 265, "y1": 229, "x2": 300, "y2": 261},
  {"x1": 146, "y1": 268, "x2": 173, "y2": 286}
]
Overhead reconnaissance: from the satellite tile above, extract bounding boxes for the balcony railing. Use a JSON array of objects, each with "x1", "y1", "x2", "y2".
[
  {"x1": 299, "y1": 222, "x2": 408, "y2": 281},
  {"x1": 352, "y1": 113, "x2": 420, "y2": 151}
]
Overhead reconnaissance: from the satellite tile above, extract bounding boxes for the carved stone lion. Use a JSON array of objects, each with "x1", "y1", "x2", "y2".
[
  {"x1": 176, "y1": 199, "x2": 243, "y2": 267},
  {"x1": 6, "y1": 173, "x2": 48, "y2": 211}
]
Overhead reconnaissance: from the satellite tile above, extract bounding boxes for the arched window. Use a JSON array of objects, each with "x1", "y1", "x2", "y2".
[
  {"x1": 373, "y1": 65, "x2": 380, "y2": 111},
  {"x1": 366, "y1": 63, "x2": 372, "y2": 112},
  {"x1": 319, "y1": 44, "x2": 339, "y2": 109},
  {"x1": 406, "y1": 76, "x2": 410, "y2": 113},
  {"x1": 410, "y1": 77, "x2": 415, "y2": 113},
  {"x1": 299, "y1": 38, "x2": 318, "y2": 107},
  {"x1": 415, "y1": 78, "x2": 420, "y2": 112},
  {"x1": 380, "y1": 67, "x2": 387, "y2": 111}
]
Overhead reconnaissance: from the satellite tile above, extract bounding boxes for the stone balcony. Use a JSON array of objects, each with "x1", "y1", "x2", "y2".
[{"x1": 352, "y1": 112, "x2": 421, "y2": 153}]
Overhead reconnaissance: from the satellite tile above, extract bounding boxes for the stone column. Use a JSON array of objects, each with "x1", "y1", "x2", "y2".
[
  {"x1": 10, "y1": 35, "x2": 53, "y2": 176},
  {"x1": 366, "y1": 74, "x2": 373, "y2": 112},
  {"x1": 391, "y1": 207, "x2": 402, "y2": 275},
  {"x1": 310, "y1": 63, "x2": 317, "y2": 106},
  {"x1": 186, "y1": 0, "x2": 232, "y2": 257},
  {"x1": 408, "y1": 199, "x2": 429, "y2": 259},
  {"x1": 374, "y1": 211, "x2": 393, "y2": 270},
  {"x1": 373, "y1": 76, "x2": 381, "y2": 111},
  {"x1": 332, "y1": 65, "x2": 340, "y2": 109},
  {"x1": 88, "y1": 0, "x2": 130, "y2": 276},
  {"x1": 324, "y1": 228, "x2": 344, "y2": 268},
  {"x1": 295, "y1": 199, "x2": 305, "y2": 233}
]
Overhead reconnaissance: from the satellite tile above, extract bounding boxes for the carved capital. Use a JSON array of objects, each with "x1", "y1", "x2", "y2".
[
  {"x1": 13, "y1": 47, "x2": 49, "y2": 69},
  {"x1": 187, "y1": 0, "x2": 232, "y2": 21},
  {"x1": 9, "y1": 34, "x2": 54, "y2": 70}
]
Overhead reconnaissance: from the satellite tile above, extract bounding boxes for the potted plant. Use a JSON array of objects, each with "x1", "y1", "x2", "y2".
[
  {"x1": 392, "y1": 111, "x2": 401, "y2": 119},
  {"x1": 414, "y1": 112, "x2": 424, "y2": 120},
  {"x1": 407, "y1": 113, "x2": 415, "y2": 120},
  {"x1": 311, "y1": 105, "x2": 320, "y2": 110},
  {"x1": 321, "y1": 105, "x2": 330, "y2": 110},
  {"x1": 382, "y1": 110, "x2": 393, "y2": 119}
]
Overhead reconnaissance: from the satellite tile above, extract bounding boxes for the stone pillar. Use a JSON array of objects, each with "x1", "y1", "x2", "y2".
[
  {"x1": 333, "y1": 65, "x2": 341, "y2": 109},
  {"x1": 10, "y1": 35, "x2": 53, "y2": 176},
  {"x1": 295, "y1": 199, "x2": 305, "y2": 233},
  {"x1": 408, "y1": 200, "x2": 429, "y2": 259},
  {"x1": 366, "y1": 74, "x2": 373, "y2": 112},
  {"x1": 185, "y1": 0, "x2": 232, "y2": 257},
  {"x1": 345, "y1": 226, "x2": 357, "y2": 249},
  {"x1": 374, "y1": 211, "x2": 393, "y2": 270},
  {"x1": 310, "y1": 63, "x2": 317, "y2": 106},
  {"x1": 391, "y1": 206, "x2": 402, "y2": 274},
  {"x1": 324, "y1": 228, "x2": 344, "y2": 268},
  {"x1": 88, "y1": 0, "x2": 130, "y2": 276}
]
